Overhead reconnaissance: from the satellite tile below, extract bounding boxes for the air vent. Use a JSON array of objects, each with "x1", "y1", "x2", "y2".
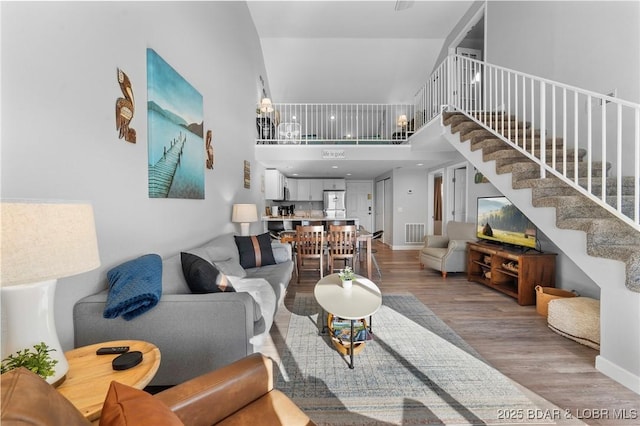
[{"x1": 405, "y1": 223, "x2": 425, "y2": 244}]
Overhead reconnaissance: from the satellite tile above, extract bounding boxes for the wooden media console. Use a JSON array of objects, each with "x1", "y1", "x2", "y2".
[{"x1": 467, "y1": 241, "x2": 557, "y2": 306}]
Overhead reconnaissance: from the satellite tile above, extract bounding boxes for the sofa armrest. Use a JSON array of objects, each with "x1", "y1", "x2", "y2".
[
  {"x1": 154, "y1": 353, "x2": 273, "y2": 424},
  {"x1": 271, "y1": 241, "x2": 292, "y2": 262},
  {"x1": 73, "y1": 292, "x2": 256, "y2": 386},
  {"x1": 423, "y1": 235, "x2": 449, "y2": 248}
]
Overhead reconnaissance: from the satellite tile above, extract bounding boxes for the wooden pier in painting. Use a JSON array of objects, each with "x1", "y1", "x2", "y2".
[{"x1": 148, "y1": 133, "x2": 187, "y2": 198}]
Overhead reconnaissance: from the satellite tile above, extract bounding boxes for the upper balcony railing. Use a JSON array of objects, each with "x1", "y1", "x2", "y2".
[
  {"x1": 420, "y1": 54, "x2": 640, "y2": 230},
  {"x1": 255, "y1": 103, "x2": 415, "y2": 145}
]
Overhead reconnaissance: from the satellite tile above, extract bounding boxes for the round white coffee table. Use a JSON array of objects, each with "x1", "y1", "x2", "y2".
[{"x1": 314, "y1": 273, "x2": 382, "y2": 368}]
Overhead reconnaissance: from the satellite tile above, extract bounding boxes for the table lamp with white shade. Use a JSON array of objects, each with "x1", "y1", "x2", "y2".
[
  {"x1": 0, "y1": 201, "x2": 100, "y2": 386},
  {"x1": 232, "y1": 203, "x2": 258, "y2": 236}
]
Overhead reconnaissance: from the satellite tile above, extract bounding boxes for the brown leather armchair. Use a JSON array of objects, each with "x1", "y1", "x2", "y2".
[{"x1": 1, "y1": 353, "x2": 315, "y2": 426}]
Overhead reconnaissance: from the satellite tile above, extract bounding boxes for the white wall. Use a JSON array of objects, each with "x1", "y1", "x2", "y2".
[
  {"x1": 1, "y1": 1, "x2": 269, "y2": 350},
  {"x1": 391, "y1": 168, "x2": 429, "y2": 249},
  {"x1": 486, "y1": 1, "x2": 640, "y2": 103}
]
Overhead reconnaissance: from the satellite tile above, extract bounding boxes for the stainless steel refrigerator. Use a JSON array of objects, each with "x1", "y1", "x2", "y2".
[{"x1": 323, "y1": 190, "x2": 346, "y2": 218}]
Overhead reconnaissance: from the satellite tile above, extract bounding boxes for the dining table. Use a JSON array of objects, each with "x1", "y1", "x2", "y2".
[{"x1": 280, "y1": 230, "x2": 373, "y2": 280}]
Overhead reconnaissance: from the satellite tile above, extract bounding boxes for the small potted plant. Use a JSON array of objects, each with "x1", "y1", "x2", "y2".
[
  {"x1": 338, "y1": 266, "x2": 356, "y2": 289},
  {"x1": 1, "y1": 342, "x2": 58, "y2": 381}
]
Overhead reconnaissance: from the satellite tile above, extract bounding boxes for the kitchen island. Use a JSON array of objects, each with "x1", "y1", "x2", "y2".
[{"x1": 262, "y1": 216, "x2": 360, "y2": 232}]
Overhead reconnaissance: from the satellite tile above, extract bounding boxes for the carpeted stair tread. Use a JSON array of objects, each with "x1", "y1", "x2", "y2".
[
  {"x1": 533, "y1": 195, "x2": 614, "y2": 220},
  {"x1": 513, "y1": 176, "x2": 570, "y2": 190},
  {"x1": 556, "y1": 217, "x2": 640, "y2": 246},
  {"x1": 444, "y1": 112, "x2": 640, "y2": 292}
]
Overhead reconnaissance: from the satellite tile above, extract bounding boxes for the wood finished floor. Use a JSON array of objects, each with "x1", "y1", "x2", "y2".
[{"x1": 262, "y1": 241, "x2": 640, "y2": 426}]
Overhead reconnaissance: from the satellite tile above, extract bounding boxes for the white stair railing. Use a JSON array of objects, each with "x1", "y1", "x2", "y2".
[
  {"x1": 416, "y1": 54, "x2": 640, "y2": 230},
  {"x1": 256, "y1": 103, "x2": 414, "y2": 144}
]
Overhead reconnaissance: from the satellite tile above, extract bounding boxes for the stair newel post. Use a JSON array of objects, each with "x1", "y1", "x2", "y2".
[{"x1": 540, "y1": 81, "x2": 546, "y2": 179}]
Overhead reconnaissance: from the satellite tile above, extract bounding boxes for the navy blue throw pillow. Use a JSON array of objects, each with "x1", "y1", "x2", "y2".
[
  {"x1": 181, "y1": 252, "x2": 234, "y2": 293},
  {"x1": 234, "y1": 233, "x2": 276, "y2": 269}
]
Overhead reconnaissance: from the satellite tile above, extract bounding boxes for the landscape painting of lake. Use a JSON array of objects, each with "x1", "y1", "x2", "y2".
[{"x1": 147, "y1": 48, "x2": 204, "y2": 199}]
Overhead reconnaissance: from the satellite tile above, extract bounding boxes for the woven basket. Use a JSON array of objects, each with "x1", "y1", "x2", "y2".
[
  {"x1": 327, "y1": 313, "x2": 367, "y2": 356},
  {"x1": 535, "y1": 285, "x2": 578, "y2": 317}
]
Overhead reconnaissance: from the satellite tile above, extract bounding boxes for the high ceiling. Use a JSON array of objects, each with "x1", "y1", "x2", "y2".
[
  {"x1": 247, "y1": 0, "x2": 473, "y2": 103},
  {"x1": 247, "y1": 0, "x2": 476, "y2": 178}
]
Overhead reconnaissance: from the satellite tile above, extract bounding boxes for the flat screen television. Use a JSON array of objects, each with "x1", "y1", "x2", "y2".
[{"x1": 476, "y1": 196, "x2": 538, "y2": 249}]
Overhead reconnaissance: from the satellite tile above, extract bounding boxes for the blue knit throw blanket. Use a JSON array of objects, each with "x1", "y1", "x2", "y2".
[{"x1": 103, "y1": 254, "x2": 162, "y2": 321}]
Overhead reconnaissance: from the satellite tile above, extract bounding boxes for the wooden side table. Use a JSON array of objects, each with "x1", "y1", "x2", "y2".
[{"x1": 57, "y1": 340, "x2": 160, "y2": 421}]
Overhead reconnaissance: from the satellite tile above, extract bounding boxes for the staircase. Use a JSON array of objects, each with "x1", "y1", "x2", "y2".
[{"x1": 442, "y1": 111, "x2": 640, "y2": 292}]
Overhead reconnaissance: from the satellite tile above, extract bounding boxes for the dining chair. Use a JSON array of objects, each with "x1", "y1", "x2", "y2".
[
  {"x1": 327, "y1": 225, "x2": 357, "y2": 274},
  {"x1": 357, "y1": 227, "x2": 383, "y2": 278},
  {"x1": 370, "y1": 230, "x2": 383, "y2": 278},
  {"x1": 295, "y1": 225, "x2": 325, "y2": 283}
]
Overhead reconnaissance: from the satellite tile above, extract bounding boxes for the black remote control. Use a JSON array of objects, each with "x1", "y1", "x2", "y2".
[{"x1": 96, "y1": 346, "x2": 130, "y2": 355}]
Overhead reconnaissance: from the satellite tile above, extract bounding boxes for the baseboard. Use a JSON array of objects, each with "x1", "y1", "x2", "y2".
[
  {"x1": 596, "y1": 355, "x2": 640, "y2": 395},
  {"x1": 390, "y1": 245, "x2": 421, "y2": 250}
]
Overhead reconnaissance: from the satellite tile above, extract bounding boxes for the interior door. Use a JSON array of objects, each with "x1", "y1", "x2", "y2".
[
  {"x1": 383, "y1": 178, "x2": 393, "y2": 245},
  {"x1": 346, "y1": 181, "x2": 373, "y2": 231},
  {"x1": 433, "y1": 173, "x2": 443, "y2": 235},
  {"x1": 375, "y1": 179, "x2": 384, "y2": 235},
  {"x1": 453, "y1": 167, "x2": 467, "y2": 222}
]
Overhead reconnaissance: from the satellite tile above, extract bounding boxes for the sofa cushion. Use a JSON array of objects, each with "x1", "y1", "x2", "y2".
[
  {"x1": 244, "y1": 261, "x2": 293, "y2": 306},
  {"x1": 181, "y1": 252, "x2": 234, "y2": 293},
  {"x1": 271, "y1": 242, "x2": 291, "y2": 263},
  {"x1": 160, "y1": 254, "x2": 191, "y2": 295},
  {"x1": 234, "y1": 233, "x2": 276, "y2": 269},
  {"x1": 188, "y1": 233, "x2": 247, "y2": 278},
  {"x1": 1, "y1": 367, "x2": 91, "y2": 426},
  {"x1": 100, "y1": 381, "x2": 184, "y2": 426},
  {"x1": 212, "y1": 258, "x2": 247, "y2": 278}
]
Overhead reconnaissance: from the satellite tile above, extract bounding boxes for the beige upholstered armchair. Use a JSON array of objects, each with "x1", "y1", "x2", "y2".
[{"x1": 419, "y1": 221, "x2": 476, "y2": 277}]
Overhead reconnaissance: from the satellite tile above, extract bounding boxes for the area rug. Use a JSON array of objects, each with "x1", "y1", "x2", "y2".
[{"x1": 274, "y1": 293, "x2": 584, "y2": 425}]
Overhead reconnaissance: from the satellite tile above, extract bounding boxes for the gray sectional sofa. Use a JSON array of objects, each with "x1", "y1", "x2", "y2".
[{"x1": 73, "y1": 233, "x2": 293, "y2": 386}]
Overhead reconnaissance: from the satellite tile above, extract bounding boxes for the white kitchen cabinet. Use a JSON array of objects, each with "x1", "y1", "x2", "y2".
[
  {"x1": 323, "y1": 179, "x2": 346, "y2": 190},
  {"x1": 309, "y1": 179, "x2": 324, "y2": 200},
  {"x1": 295, "y1": 179, "x2": 323, "y2": 201},
  {"x1": 265, "y1": 169, "x2": 285, "y2": 200},
  {"x1": 287, "y1": 178, "x2": 298, "y2": 201}
]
